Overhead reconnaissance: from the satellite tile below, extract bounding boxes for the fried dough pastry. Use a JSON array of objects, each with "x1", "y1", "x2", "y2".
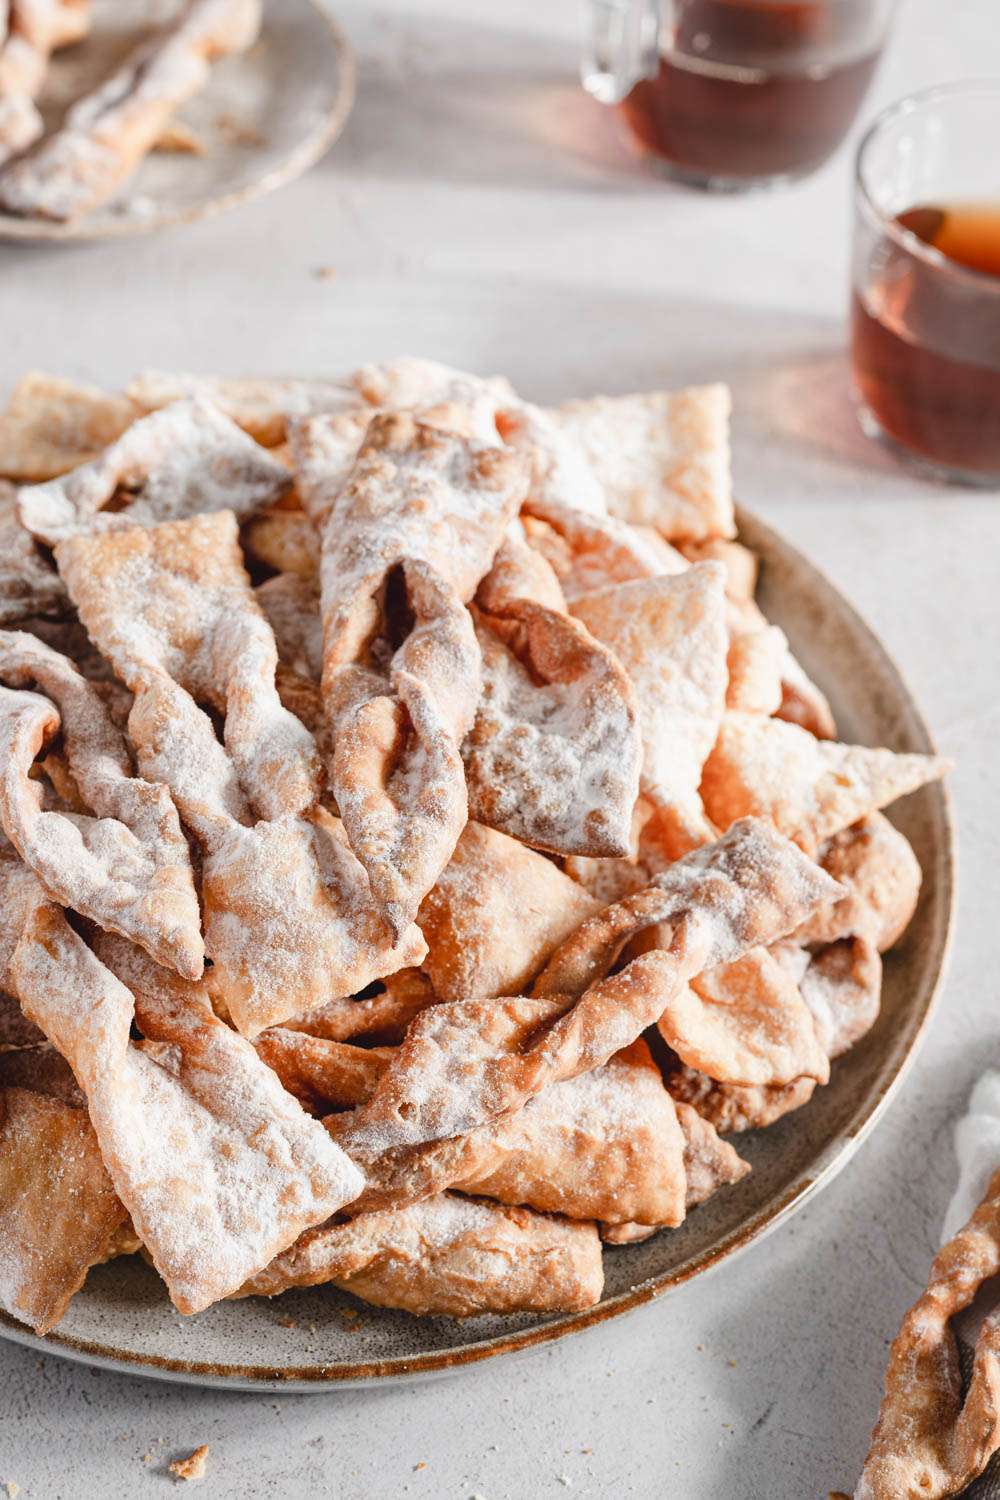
[
  {"x1": 0, "y1": 629, "x2": 203, "y2": 976},
  {"x1": 0, "y1": 0, "x2": 262, "y2": 221},
  {"x1": 792, "y1": 812, "x2": 922, "y2": 952},
  {"x1": 725, "y1": 620, "x2": 787, "y2": 716},
  {"x1": 853, "y1": 1168, "x2": 1000, "y2": 1500},
  {"x1": 600, "y1": 1099, "x2": 751, "y2": 1243},
  {"x1": 281, "y1": 969, "x2": 437, "y2": 1046},
  {"x1": 656, "y1": 946, "x2": 830, "y2": 1089},
  {"x1": 332, "y1": 820, "x2": 839, "y2": 1162},
  {"x1": 0, "y1": 0, "x2": 91, "y2": 168},
  {"x1": 459, "y1": 1041, "x2": 689, "y2": 1228},
  {"x1": 571, "y1": 563, "x2": 728, "y2": 855},
  {"x1": 313, "y1": 409, "x2": 528, "y2": 935},
  {"x1": 253, "y1": 1028, "x2": 391, "y2": 1113},
  {"x1": 799, "y1": 934, "x2": 882, "y2": 1060},
  {"x1": 0, "y1": 371, "x2": 135, "y2": 483},
  {"x1": 57, "y1": 510, "x2": 426, "y2": 1034},
  {"x1": 8, "y1": 911, "x2": 365, "y2": 1314},
  {"x1": 127, "y1": 371, "x2": 356, "y2": 447},
  {"x1": 19, "y1": 397, "x2": 290, "y2": 546},
  {"x1": 350, "y1": 356, "x2": 514, "y2": 419},
  {"x1": 464, "y1": 531, "x2": 643, "y2": 858},
  {"x1": 548, "y1": 386, "x2": 733, "y2": 541},
  {"x1": 521, "y1": 497, "x2": 686, "y2": 601},
  {"x1": 242, "y1": 507, "x2": 319, "y2": 579},
  {"x1": 0, "y1": 1084, "x2": 126, "y2": 1333},
  {"x1": 417, "y1": 821, "x2": 599, "y2": 1000},
  {"x1": 665, "y1": 1063, "x2": 817, "y2": 1134},
  {"x1": 238, "y1": 1193, "x2": 605, "y2": 1316},
  {"x1": 256, "y1": 571, "x2": 323, "y2": 680},
  {"x1": 701, "y1": 712, "x2": 949, "y2": 856},
  {"x1": 680, "y1": 537, "x2": 758, "y2": 602},
  {"x1": 0, "y1": 482, "x2": 67, "y2": 623}
]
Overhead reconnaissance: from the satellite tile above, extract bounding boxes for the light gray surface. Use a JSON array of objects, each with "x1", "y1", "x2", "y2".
[{"x1": 0, "y1": 0, "x2": 997, "y2": 1494}]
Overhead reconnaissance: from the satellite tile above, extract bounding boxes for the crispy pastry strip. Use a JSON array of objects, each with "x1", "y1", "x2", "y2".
[
  {"x1": 309, "y1": 408, "x2": 528, "y2": 935},
  {"x1": 0, "y1": 1083, "x2": 127, "y2": 1333},
  {"x1": 0, "y1": 0, "x2": 91, "y2": 167},
  {"x1": 19, "y1": 397, "x2": 290, "y2": 546},
  {"x1": 127, "y1": 371, "x2": 356, "y2": 447},
  {"x1": 281, "y1": 969, "x2": 437, "y2": 1046},
  {"x1": 7, "y1": 910, "x2": 365, "y2": 1314},
  {"x1": 464, "y1": 531, "x2": 643, "y2": 858},
  {"x1": 242, "y1": 508, "x2": 319, "y2": 579},
  {"x1": 0, "y1": 371, "x2": 136, "y2": 483},
  {"x1": 0, "y1": 0, "x2": 262, "y2": 221},
  {"x1": 237, "y1": 1193, "x2": 604, "y2": 1317},
  {"x1": 521, "y1": 497, "x2": 686, "y2": 601},
  {"x1": 792, "y1": 812, "x2": 922, "y2": 953},
  {"x1": 701, "y1": 712, "x2": 949, "y2": 856},
  {"x1": 332, "y1": 820, "x2": 839, "y2": 1161},
  {"x1": 571, "y1": 563, "x2": 728, "y2": 857},
  {"x1": 0, "y1": 629, "x2": 203, "y2": 976},
  {"x1": 540, "y1": 386, "x2": 734, "y2": 541},
  {"x1": 417, "y1": 820, "x2": 598, "y2": 1000},
  {"x1": 656, "y1": 946, "x2": 830, "y2": 1090},
  {"x1": 57, "y1": 511, "x2": 426, "y2": 1035},
  {"x1": 853, "y1": 1168, "x2": 1000, "y2": 1500},
  {"x1": 600, "y1": 1099, "x2": 751, "y2": 1243}
]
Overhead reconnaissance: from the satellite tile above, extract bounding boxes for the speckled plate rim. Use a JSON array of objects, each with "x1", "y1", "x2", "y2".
[
  {"x1": 0, "y1": 504, "x2": 955, "y2": 1389},
  {"x1": 0, "y1": 1, "x2": 356, "y2": 243}
]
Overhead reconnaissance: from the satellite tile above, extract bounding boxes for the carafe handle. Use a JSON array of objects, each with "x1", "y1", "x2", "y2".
[{"x1": 580, "y1": 0, "x2": 662, "y2": 105}]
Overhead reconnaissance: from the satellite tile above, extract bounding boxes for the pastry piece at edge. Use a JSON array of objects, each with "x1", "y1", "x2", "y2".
[
  {"x1": 0, "y1": 481, "x2": 67, "y2": 623},
  {"x1": 701, "y1": 711, "x2": 950, "y2": 856},
  {"x1": 127, "y1": 371, "x2": 356, "y2": 447},
  {"x1": 0, "y1": 1, "x2": 92, "y2": 168},
  {"x1": 570, "y1": 562, "x2": 729, "y2": 859},
  {"x1": 0, "y1": 629, "x2": 203, "y2": 977},
  {"x1": 851, "y1": 1167, "x2": 1000, "y2": 1500},
  {"x1": 56, "y1": 510, "x2": 426, "y2": 1035},
  {"x1": 6, "y1": 897, "x2": 365, "y2": 1315},
  {"x1": 18, "y1": 397, "x2": 290, "y2": 546},
  {"x1": 464, "y1": 529, "x2": 643, "y2": 858},
  {"x1": 791, "y1": 812, "x2": 922, "y2": 953},
  {"x1": 236, "y1": 1192, "x2": 605, "y2": 1317},
  {"x1": 0, "y1": 371, "x2": 135, "y2": 483},
  {"x1": 416, "y1": 820, "x2": 599, "y2": 1000},
  {"x1": 542, "y1": 385, "x2": 734, "y2": 541},
  {"x1": 331, "y1": 819, "x2": 840, "y2": 1163},
  {"x1": 521, "y1": 498, "x2": 686, "y2": 601},
  {"x1": 304, "y1": 407, "x2": 528, "y2": 936},
  {"x1": 655, "y1": 944, "x2": 830, "y2": 1091},
  {"x1": 0, "y1": 1081, "x2": 127, "y2": 1333},
  {"x1": 600, "y1": 1099, "x2": 751, "y2": 1244},
  {"x1": 0, "y1": 0, "x2": 262, "y2": 221}
]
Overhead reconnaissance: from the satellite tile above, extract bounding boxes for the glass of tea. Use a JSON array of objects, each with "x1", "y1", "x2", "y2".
[
  {"x1": 581, "y1": 0, "x2": 895, "y2": 190},
  {"x1": 852, "y1": 82, "x2": 1000, "y2": 486}
]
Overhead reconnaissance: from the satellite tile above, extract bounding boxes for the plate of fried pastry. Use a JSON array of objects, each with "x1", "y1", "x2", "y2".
[
  {"x1": 0, "y1": 0, "x2": 354, "y2": 239},
  {"x1": 0, "y1": 358, "x2": 953, "y2": 1387}
]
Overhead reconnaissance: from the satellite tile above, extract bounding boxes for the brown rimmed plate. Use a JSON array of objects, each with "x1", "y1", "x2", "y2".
[
  {"x1": 0, "y1": 506, "x2": 955, "y2": 1389},
  {"x1": 0, "y1": 0, "x2": 355, "y2": 242}
]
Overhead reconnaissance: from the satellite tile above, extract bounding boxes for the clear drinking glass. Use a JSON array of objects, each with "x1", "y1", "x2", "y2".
[
  {"x1": 851, "y1": 82, "x2": 1000, "y2": 486},
  {"x1": 582, "y1": 0, "x2": 895, "y2": 191}
]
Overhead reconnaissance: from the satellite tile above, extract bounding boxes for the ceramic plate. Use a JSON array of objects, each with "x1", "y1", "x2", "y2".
[
  {"x1": 0, "y1": 507, "x2": 954, "y2": 1388},
  {"x1": 0, "y1": 0, "x2": 355, "y2": 241}
]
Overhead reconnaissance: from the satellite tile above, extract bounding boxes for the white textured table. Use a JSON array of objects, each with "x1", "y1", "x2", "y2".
[{"x1": 1, "y1": 2, "x2": 998, "y2": 1495}]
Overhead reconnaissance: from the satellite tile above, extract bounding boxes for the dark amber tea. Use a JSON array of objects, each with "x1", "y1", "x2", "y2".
[
  {"x1": 852, "y1": 203, "x2": 1000, "y2": 478},
  {"x1": 617, "y1": 0, "x2": 886, "y2": 186}
]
